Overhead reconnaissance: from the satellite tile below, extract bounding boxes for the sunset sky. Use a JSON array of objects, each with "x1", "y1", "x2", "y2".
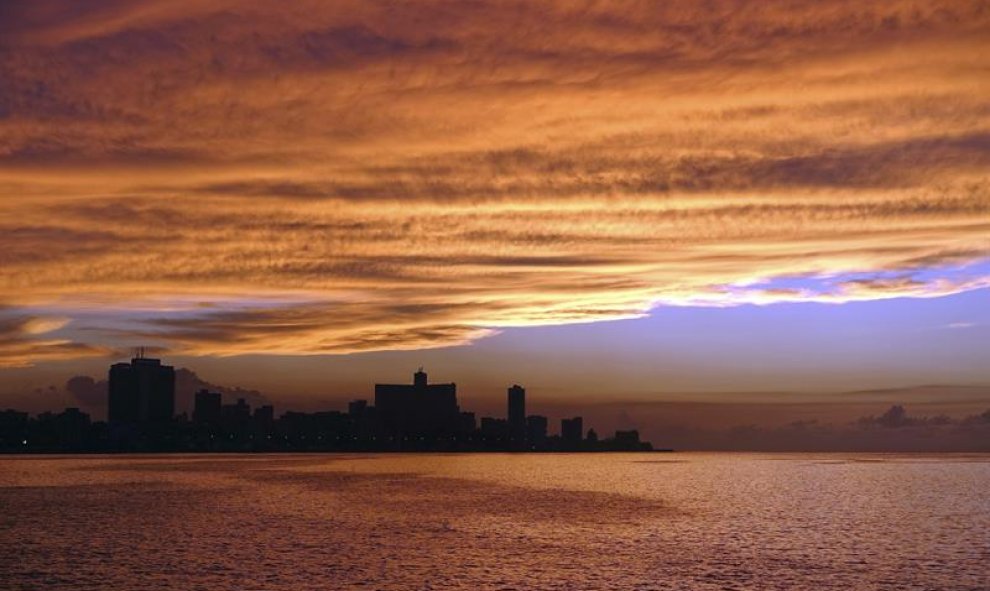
[{"x1": 1, "y1": 1, "x2": 988, "y2": 430}]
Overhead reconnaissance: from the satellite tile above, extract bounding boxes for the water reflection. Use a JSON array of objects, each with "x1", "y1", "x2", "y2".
[{"x1": 1, "y1": 453, "x2": 987, "y2": 590}]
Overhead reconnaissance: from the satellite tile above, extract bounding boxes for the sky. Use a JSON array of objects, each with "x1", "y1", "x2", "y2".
[{"x1": 0, "y1": 1, "x2": 988, "y2": 440}]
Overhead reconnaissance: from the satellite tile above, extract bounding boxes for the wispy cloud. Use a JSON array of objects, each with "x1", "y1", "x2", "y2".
[
  {"x1": 0, "y1": 313, "x2": 110, "y2": 368},
  {"x1": 0, "y1": 0, "x2": 988, "y2": 363}
]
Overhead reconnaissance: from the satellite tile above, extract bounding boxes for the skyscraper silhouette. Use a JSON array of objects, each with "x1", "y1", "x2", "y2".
[
  {"x1": 561, "y1": 416, "x2": 584, "y2": 448},
  {"x1": 108, "y1": 356, "x2": 175, "y2": 424},
  {"x1": 193, "y1": 389, "x2": 222, "y2": 426},
  {"x1": 526, "y1": 415, "x2": 548, "y2": 445},
  {"x1": 507, "y1": 384, "x2": 526, "y2": 444},
  {"x1": 375, "y1": 368, "x2": 460, "y2": 436}
]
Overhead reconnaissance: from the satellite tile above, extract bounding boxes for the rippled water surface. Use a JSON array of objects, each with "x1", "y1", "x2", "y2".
[{"x1": 1, "y1": 453, "x2": 988, "y2": 590}]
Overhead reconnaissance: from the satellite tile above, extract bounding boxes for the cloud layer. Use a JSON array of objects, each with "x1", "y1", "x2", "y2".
[{"x1": 0, "y1": 0, "x2": 988, "y2": 364}]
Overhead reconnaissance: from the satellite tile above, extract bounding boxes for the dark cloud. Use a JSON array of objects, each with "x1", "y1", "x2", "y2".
[{"x1": 65, "y1": 375, "x2": 104, "y2": 409}]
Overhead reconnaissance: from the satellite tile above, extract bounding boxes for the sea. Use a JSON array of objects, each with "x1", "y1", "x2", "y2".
[{"x1": 1, "y1": 453, "x2": 987, "y2": 590}]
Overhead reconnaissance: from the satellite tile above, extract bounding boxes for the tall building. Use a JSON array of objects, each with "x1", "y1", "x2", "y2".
[
  {"x1": 374, "y1": 368, "x2": 460, "y2": 436},
  {"x1": 526, "y1": 415, "x2": 548, "y2": 444},
  {"x1": 107, "y1": 356, "x2": 175, "y2": 424},
  {"x1": 561, "y1": 416, "x2": 583, "y2": 447},
  {"x1": 507, "y1": 384, "x2": 526, "y2": 440},
  {"x1": 221, "y1": 398, "x2": 252, "y2": 433},
  {"x1": 193, "y1": 389, "x2": 222, "y2": 426},
  {"x1": 254, "y1": 405, "x2": 275, "y2": 432}
]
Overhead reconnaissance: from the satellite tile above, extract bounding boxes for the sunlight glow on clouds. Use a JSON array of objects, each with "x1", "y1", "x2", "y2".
[{"x1": 0, "y1": 0, "x2": 988, "y2": 365}]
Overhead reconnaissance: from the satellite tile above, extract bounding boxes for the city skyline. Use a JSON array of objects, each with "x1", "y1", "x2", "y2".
[
  {"x1": 1, "y1": 356, "x2": 655, "y2": 453},
  {"x1": 3, "y1": 351, "x2": 988, "y2": 452},
  {"x1": 0, "y1": 0, "x2": 988, "y2": 446}
]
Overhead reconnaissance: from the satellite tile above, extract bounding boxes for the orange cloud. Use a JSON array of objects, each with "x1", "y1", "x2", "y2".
[{"x1": 0, "y1": 0, "x2": 988, "y2": 364}]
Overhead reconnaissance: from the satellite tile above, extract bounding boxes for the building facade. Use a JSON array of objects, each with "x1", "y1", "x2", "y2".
[
  {"x1": 193, "y1": 389, "x2": 222, "y2": 426},
  {"x1": 561, "y1": 416, "x2": 584, "y2": 446},
  {"x1": 374, "y1": 369, "x2": 460, "y2": 436},
  {"x1": 507, "y1": 384, "x2": 526, "y2": 440},
  {"x1": 107, "y1": 356, "x2": 175, "y2": 424}
]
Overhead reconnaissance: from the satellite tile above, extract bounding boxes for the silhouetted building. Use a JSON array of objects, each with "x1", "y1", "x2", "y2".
[
  {"x1": 607, "y1": 429, "x2": 652, "y2": 451},
  {"x1": 59, "y1": 407, "x2": 89, "y2": 427},
  {"x1": 29, "y1": 408, "x2": 92, "y2": 450},
  {"x1": 348, "y1": 399, "x2": 368, "y2": 418},
  {"x1": 108, "y1": 356, "x2": 175, "y2": 424},
  {"x1": 0, "y1": 409, "x2": 29, "y2": 448},
  {"x1": 459, "y1": 411, "x2": 477, "y2": 433},
  {"x1": 349, "y1": 400, "x2": 377, "y2": 439},
  {"x1": 587, "y1": 428, "x2": 598, "y2": 443},
  {"x1": 221, "y1": 398, "x2": 251, "y2": 434},
  {"x1": 59, "y1": 408, "x2": 90, "y2": 445},
  {"x1": 614, "y1": 429, "x2": 640, "y2": 445},
  {"x1": 277, "y1": 410, "x2": 349, "y2": 447},
  {"x1": 375, "y1": 368, "x2": 460, "y2": 436},
  {"x1": 254, "y1": 405, "x2": 275, "y2": 432},
  {"x1": 561, "y1": 416, "x2": 583, "y2": 447},
  {"x1": 507, "y1": 384, "x2": 526, "y2": 443},
  {"x1": 526, "y1": 415, "x2": 548, "y2": 445},
  {"x1": 193, "y1": 389, "x2": 222, "y2": 426},
  {"x1": 480, "y1": 417, "x2": 508, "y2": 439}
]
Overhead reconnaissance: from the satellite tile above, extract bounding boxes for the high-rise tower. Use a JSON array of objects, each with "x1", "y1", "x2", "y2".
[
  {"x1": 507, "y1": 384, "x2": 526, "y2": 441},
  {"x1": 375, "y1": 369, "x2": 459, "y2": 436},
  {"x1": 107, "y1": 355, "x2": 175, "y2": 424}
]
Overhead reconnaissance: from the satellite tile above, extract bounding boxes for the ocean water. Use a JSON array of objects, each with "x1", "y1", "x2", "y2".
[{"x1": 0, "y1": 453, "x2": 987, "y2": 590}]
